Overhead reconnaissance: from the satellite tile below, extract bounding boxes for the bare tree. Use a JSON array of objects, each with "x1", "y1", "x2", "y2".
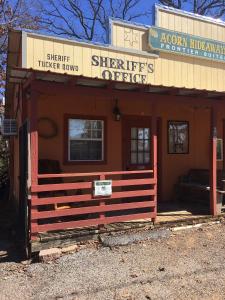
[
  {"x1": 158, "y1": 0, "x2": 225, "y2": 18},
  {"x1": 0, "y1": 0, "x2": 40, "y2": 96},
  {"x1": 38, "y1": 0, "x2": 150, "y2": 42}
]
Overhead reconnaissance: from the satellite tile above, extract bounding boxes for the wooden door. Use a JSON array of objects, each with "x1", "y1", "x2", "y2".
[{"x1": 123, "y1": 116, "x2": 152, "y2": 172}]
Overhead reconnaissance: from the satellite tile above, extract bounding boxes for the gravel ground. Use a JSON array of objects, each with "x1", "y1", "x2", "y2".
[{"x1": 0, "y1": 222, "x2": 225, "y2": 300}]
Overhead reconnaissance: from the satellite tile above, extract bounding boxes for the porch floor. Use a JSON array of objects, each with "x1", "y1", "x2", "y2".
[
  {"x1": 121, "y1": 201, "x2": 210, "y2": 224},
  {"x1": 156, "y1": 201, "x2": 210, "y2": 223}
]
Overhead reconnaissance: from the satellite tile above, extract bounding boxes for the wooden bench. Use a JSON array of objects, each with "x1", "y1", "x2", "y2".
[{"x1": 175, "y1": 169, "x2": 225, "y2": 213}]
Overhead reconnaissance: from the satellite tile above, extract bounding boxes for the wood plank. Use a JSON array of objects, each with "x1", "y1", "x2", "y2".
[
  {"x1": 151, "y1": 114, "x2": 158, "y2": 221},
  {"x1": 113, "y1": 178, "x2": 156, "y2": 187},
  {"x1": 30, "y1": 89, "x2": 39, "y2": 239},
  {"x1": 37, "y1": 169, "x2": 154, "y2": 179},
  {"x1": 31, "y1": 212, "x2": 156, "y2": 233},
  {"x1": 31, "y1": 201, "x2": 156, "y2": 219},
  {"x1": 32, "y1": 189, "x2": 156, "y2": 205},
  {"x1": 32, "y1": 178, "x2": 156, "y2": 193},
  {"x1": 210, "y1": 106, "x2": 217, "y2": 216},
  {"x1": 32, "y1": 181, "x2": 92, "y2": 192}
]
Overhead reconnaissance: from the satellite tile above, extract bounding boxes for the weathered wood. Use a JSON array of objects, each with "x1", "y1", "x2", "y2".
[
  {"x1": 32, "y1": 178, "x2": 156, "y2": 192},
  {"x1": 210, "y1": 106, "x2": 217, "y2": 216},
  {"x1": 151, "y1": 114, "x2": 158, "y2": 221},
  {"x1": 30, "y1": 167, "x2": 157, "y2": 237},
  {"x1": 31, "y1": 200, "x2": 155, "y2": 219},
  {"x1": 29, "y1": 89, "x2": 39, "y2": 239},
  {"x1": 33, "y1": 189, "x2": 155, "y2": 205},
  {"x1": 31, "y1": 212, "x2": 155, "y2": 233},
  {"x1": 37, "y1": 169, "x2": 154, "y2": 178}
]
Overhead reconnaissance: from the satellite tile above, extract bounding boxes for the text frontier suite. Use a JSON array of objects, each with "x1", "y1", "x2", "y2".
[
  {"x1": 91, "y1": 55, "x2": 154, "y2": 84},
  {"x1": 160, "y1": 42, "x2": 225, "y2": 61}
]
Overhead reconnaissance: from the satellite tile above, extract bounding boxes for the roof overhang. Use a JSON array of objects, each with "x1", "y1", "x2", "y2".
[{"x1": 8, "y1": 67, "x2": 225, "y2": 100}]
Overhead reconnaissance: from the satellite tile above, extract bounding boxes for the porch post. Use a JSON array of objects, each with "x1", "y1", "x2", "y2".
[
  {"x1": 210, "y1": 105, "x2": 217, "y2": 216},
  {"x1": 223, "y1": 119, "x2": 225, "y2": 171},
  {"x1": 151, "y1": 115, "x2": 157, "y2": 221},
  {"x1": 29, "y1": 88, "x2": 39, "y2": 238}
]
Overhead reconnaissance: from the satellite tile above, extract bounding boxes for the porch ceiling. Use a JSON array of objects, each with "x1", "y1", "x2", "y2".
[{"x1": 8, "y1": 67, "x2": 225, "y2": 100}]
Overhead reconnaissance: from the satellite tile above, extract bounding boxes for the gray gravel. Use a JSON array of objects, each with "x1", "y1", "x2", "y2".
[
  {"x1": 100, "y1": 229, "x2": 170, "y2": 247},
  {"x1": 1, "y1": 222, "x2": 225, "y2": 300}
]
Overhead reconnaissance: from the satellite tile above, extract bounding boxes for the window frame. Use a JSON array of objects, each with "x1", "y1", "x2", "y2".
[
  {"x1": 64, "y1": 114, "x2": 107, "y2": 165},
  {"x1": 167, "y1": 120, "x2": 189, "y2": 154},
  {"x1": 130, "y1": 127, "x2": 151, "y2": 166}
]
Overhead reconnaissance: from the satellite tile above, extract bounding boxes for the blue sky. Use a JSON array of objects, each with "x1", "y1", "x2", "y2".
[{"x1": 24, "y1": 1, "x2": 225, "y2": 42}]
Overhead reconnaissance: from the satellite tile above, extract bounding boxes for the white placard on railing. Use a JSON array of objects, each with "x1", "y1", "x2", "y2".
[{"x1": 94, "y1": 180, "x2": 112, "y2": 197}]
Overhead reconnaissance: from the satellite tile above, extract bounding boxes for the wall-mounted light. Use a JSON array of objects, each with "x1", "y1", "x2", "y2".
[{"x1": 113, "y1": 99, "x2": 121, "y2": 121}]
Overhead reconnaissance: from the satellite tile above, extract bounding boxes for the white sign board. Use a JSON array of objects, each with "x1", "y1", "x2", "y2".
[{"x1": 94, "y1": 180, "x2": 112, "y2": 197}]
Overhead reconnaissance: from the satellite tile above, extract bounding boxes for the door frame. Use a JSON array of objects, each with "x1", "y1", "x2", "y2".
[
  {"x1": 122, "y1": 115, "x2": 162, "y2": 201},
  {"x1": 122, "y1": 115, "x2": 152, "y2": 171}
]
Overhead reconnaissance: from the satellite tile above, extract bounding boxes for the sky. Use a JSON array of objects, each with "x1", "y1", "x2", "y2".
[{"x1": 11, "y1": 0, "x2": 225, "y2": 43}]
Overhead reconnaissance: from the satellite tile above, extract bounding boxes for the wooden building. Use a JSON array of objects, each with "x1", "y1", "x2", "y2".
[{"x1": 4, "y1": 5, "x2": 225, "y2": 252}]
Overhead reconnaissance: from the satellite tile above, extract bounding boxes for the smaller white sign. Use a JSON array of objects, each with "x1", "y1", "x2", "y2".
[{"x1": 94, "y1": 180, "x2": 112, "y2": 197}]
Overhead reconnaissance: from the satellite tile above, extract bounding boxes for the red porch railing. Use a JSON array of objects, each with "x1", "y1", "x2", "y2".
[{"x1": 30, "y1": 170, "x2": 157, "y2": 239}]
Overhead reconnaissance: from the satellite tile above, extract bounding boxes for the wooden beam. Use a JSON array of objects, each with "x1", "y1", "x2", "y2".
[
  {"x1": 151, "y1": 112, "x2": 158, "y2": 222},
  {"x1": 31, "y1": 178, "x2": 156, "y2": 192},
  {"x1": 223, "y1": 119, "x2": 225, "y2": 171},
  {"x1": 210, "y1": 106, "x2": 217, "y2": 216},
  {"x1": 32, "y1": 190, "x2": 156, "y2": 206},
  {"x1": 31, "y1": 212, "x2": 156, "y2": 233},
  {"x1": 157, "y1": 117, "x2": 163, "y2": 202},
  {"x1": 29, "y1": 87, "x2": 39, "y2": 239},
  {"x1": 31, "y1": 201, "x2": 156, "y2": 220},
  {"x1": 31, "y1": 79, "x2": 217, "y2": 107}
]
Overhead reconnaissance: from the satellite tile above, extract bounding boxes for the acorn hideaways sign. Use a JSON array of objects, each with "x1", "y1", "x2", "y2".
[{"x1": 149, "y1": 26, "x2": 225, "y2": 63}]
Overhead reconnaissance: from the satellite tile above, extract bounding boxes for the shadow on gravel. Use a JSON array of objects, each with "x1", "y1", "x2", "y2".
[{"x1": 0, "y1": 202, "x2": 25, "y2": 263}]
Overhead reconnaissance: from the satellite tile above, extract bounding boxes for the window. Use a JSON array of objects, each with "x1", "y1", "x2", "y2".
[
  {"x1": 131, "y1": 127, "x2": 150, "y2": 164},
  {"x1": 68, "y1": 118, "x2": 104, "y2": 161},
  {"x1": 168, "y1": 121, "x2": 189, "y2": 154}
]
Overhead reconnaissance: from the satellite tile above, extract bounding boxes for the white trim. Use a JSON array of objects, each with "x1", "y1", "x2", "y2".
[
  {"x1": 21, "y1": 31, "x2": 27, "y2": 68},
  {"x1": 24, "y1": 31, "x2": 159, "y2": 59},
  {"x1": 109, "y1": 17, "x2": 150, "y2": 31},
  {"x1": 155, "y1": 4, "x2": 225, "y2": 28}
]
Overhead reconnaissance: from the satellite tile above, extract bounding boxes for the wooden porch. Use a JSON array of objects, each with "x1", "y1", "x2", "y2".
[
  {"x1": 11, "y1": 69, "x2": 222, "y2": 252},
  {"x1": 30, "y1": 170, "x2": 157, "y2": 239}
]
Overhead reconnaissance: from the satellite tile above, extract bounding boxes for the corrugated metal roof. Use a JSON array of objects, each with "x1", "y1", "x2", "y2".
[{"x1": 8, "y1": 67, "x2": 225, "y2": 99}]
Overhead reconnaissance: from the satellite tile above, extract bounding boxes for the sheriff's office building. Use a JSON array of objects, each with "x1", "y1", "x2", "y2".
[{"x1": 4, "y1": 5, "x2": 225, "y2": 253}]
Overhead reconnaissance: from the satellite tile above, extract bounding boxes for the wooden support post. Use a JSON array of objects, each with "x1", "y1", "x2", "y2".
[
  {"x1": 157, "y1": 117, "x2": 162, "y2": 202},
  {"x1": 29, "y1": 89, "x2": 39, "y2": 239},
  {"x1": 98, "y1": 174, "x2": 106, "y2": 230},
  {"x1": 223, "y1": 119, "x2": 225, "y2": 171},
  {"x1": 210, "y1": 106, "x2": 217, "y2": 216},
  {"x1": 151, "y1": 115, "x2": 158, "y2": 222}
]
